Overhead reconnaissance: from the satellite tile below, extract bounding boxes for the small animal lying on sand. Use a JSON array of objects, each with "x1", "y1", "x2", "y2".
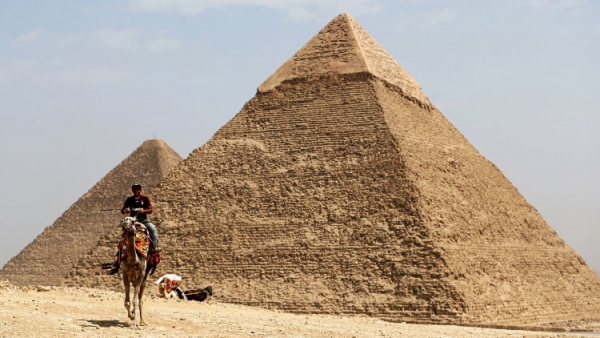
[
  {"x1": 155, "y1": 274, "x2": 213, "y2": 302},
  {"x1": 173, "y1": 286, "x2": 213, "y2": 302}
]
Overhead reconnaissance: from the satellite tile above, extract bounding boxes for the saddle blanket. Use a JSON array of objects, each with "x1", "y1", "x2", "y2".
[
  {"x1": 119, "y1": 225, "x2": 150, "y2": 260},
  {"x1": 155, "y1": 274, "x2": 182, "y2": 296}
]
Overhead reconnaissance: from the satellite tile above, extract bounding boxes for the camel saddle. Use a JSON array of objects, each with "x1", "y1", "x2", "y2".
[{"x1": 119, "y1": 224, "x2": 150, "y2": 260}]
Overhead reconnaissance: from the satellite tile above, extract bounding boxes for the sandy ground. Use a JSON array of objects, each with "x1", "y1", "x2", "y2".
[{"x1": 0, "y1": 282, "x2": 598, "y2": 338}]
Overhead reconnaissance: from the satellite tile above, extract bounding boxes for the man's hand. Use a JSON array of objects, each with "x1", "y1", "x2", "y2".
[{"x1": 124, "y1": 207, "x2": 131, "y2": 214}]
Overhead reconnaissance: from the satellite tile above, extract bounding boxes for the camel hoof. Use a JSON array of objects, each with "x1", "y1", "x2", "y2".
[{"x1": 140, "y1": 321, "x2": 147, "y2": 326}]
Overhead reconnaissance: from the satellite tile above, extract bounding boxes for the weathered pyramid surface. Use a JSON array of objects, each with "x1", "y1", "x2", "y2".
[
  {"x1": 259, "y1": 13, "x2": 431, "y2": 107},
  {"x1": 0, "y1": 140, "x2": 182, "y2": 286},
  {"x1": 68, "y1": 14, "x2": 600, "y2": 327}
]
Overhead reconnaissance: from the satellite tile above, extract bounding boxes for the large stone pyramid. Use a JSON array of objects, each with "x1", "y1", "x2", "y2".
[
  {"x1": 70, "y1": 14, "x2": 600, "y2": 327},
  {"x1": 0, "y1": 139, "x2": 182, "y2": 286}
]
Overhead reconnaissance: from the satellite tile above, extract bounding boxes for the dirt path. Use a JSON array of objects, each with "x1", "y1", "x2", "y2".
[{"x1": 0, "y1": 283, "x2": 595, "y2": 338}]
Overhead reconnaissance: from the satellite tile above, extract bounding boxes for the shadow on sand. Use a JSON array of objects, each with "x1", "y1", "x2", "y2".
[{"x1": 79, "y1": 319, "x2": 129, "y2": 328}]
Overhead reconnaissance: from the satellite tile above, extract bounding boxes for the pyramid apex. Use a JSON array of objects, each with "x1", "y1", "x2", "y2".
[
  {"x1": 258, "y1": 13, "x2": 430, "y2": 106},
  {"x1": 137, "y1": 139, "x2": 179, "y2": 155},
  {"x1": 140, "y1": 138, "x2": 167, "y2": 146}
]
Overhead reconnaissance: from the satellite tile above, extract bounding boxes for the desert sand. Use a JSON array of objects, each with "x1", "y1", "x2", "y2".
[{"x1": 0, "y1": 281, "x2": 597, "y2": 338}]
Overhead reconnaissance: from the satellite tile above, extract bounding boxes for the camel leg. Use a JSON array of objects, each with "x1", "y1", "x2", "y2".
[
  {"x1": 123, "y1": 273, "x2": 134, "y2": 320},
  {"x1": 130, "y1": 272, "x2": 144, "y2": 329},
  {"x1": 131, "y1": 289, "x2": 140, "y2": 328},
  {"x1": 138, "y1": 272, "x2": 149, "y2": 326}
]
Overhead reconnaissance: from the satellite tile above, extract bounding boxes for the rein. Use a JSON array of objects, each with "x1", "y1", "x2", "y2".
[{"x1": 125, "y1": 225, "x2": 137, "y2": 236}]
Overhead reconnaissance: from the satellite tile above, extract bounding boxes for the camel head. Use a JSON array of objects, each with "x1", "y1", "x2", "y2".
[{"x1": 121, "y1": 216, "x2": 137, "y2": 234}]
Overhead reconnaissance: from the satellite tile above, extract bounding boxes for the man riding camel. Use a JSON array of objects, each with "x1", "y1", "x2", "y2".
[
  {"x1": 104, "y1": 183, "x2": 160, "y2": 275},
  {"x1": 121, "y1": 183, "x2": 160, "y2": 254}
]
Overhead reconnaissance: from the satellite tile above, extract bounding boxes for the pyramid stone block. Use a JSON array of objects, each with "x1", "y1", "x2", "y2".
[
  {"x1": 0, "y1": 139, "x2": 182, "y2": 286},
  {"x1": 67, "y1": 14, "x2": 600, "y2": 327}
]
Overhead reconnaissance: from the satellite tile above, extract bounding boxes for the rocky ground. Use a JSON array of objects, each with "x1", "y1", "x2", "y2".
[{"x1": 0, "y1": 281, "x2": 599, "y2": 338}]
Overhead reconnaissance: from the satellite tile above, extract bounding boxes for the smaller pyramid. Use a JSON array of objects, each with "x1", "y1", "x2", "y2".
[{"x1": 0, "y1": 139, "x2": 182, "y2": 286}]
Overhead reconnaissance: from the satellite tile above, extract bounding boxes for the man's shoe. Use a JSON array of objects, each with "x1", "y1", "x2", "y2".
[
  {"x1": 106, "y1": 264, "x2": 120, "y2": 275},
  {"x1": 151, "y1": 246, "x2": 162, "y2": 254}
]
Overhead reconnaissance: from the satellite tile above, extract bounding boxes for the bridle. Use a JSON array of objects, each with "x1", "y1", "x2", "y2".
[{"x1": 122, "y1": 217, "x2": 138, "y2": 237}]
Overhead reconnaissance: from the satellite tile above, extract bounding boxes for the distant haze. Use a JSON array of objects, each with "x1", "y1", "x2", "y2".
[{"x1": 1, "y1": 1, "x2": 598, "y2": 274}]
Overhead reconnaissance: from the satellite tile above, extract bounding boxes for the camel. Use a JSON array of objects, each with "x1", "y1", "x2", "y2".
[
  {"x1": 119, "y1": 216, "x2": 151, "y2": 328},
  {"x1": 155, "y1": 274, "x2": 182, "y2": 300}
]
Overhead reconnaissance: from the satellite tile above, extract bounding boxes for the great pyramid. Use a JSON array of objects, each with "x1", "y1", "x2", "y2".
[
  {"x1": 0, "y1": 139, "x2": 182, "y2": 286},
  {"x1": 68, "y1": 14, "x2": 600, "y2": 327}
]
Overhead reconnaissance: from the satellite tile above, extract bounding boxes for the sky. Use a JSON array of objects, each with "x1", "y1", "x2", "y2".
[{"x1": 0, "y1": 0, "x2": 598, "y2": 274}]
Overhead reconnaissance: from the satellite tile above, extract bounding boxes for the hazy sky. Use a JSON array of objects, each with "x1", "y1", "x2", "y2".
[{"x1": 1, "y1": 1, "x2": 598, "y2": 274}]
